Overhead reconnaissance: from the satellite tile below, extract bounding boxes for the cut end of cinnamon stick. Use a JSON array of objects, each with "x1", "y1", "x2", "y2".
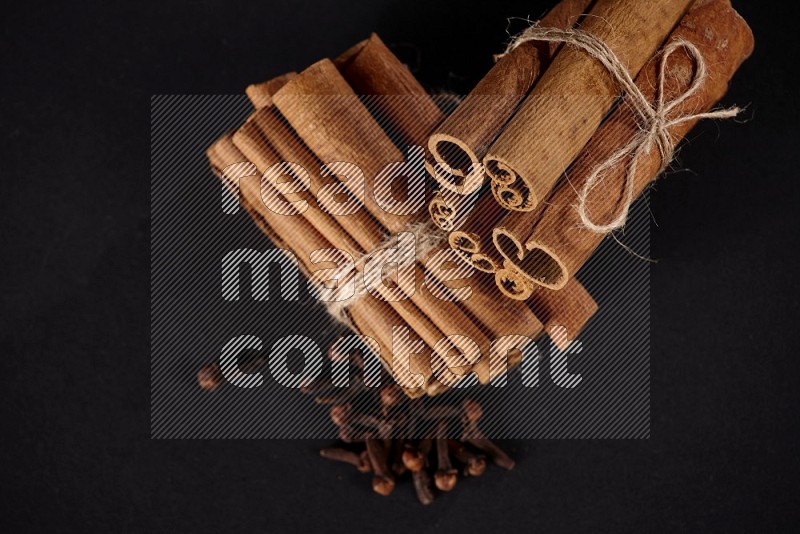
[
  {"x1": 428, "y1": 193, "x2": 456, "y2": 231},
  {"x1": 517, "y1": 243, "x2": 568, "y2": 290},
  {"x1": 493, "y1": 227, "x2": 525, "y2": 261},
  {"x1": 494, "y1": 228, "x2": 568, "y2": 290},
  {"x1": 470, "y1": 253, "x2": 500, "y2": 274},
  {"x1": 486, "y1": 157, "x2": 538, "y2": 211},
  {"x1": 245, "y1": 72, "x2": 297, "y2": 110},
  {"x1": 495, "y1": 264, "x2": 535, "y2": 301},
  {"x1": 427, "y1": 134, "x2": 485, "y2": 195},
  {"x1": 448, "y1": 231, "x2": 480, "y2": 254}
]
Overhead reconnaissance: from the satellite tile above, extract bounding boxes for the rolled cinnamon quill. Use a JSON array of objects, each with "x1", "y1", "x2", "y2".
[
  {"x1": 494, "y1": 0, "x2": 754, "y2": 289},
  {"x1": 334, "y1": 33, "x2": 443, "y2": 148},
  {"x1": 244, "y1": 66, "x2": 388, "y2": 255},
  {"x1": 494, "y1": 261, "x2": 596, "y2": 349},
  {"x1": 447, "y1": 193, "x2": 507, "y2": 273},
  {"x1": 245, "y1": 107, "x2": 384, "y2": 254},
  {"x1": 483, "y1": 0, "x2": 694, "y2": 211},
  {"x1": 245, "y1": 72, "x2": 296, "y2": 110},
  {"x1": 232, "y1": 118, "x2": 364, "y2": 258},
  {"x1": 428, "y1": 187, "x2": 482, "y2": 232},
  {"x1": 272, "y1": 59, "x2": 421, "y2": 235},
  {"x1": 454, "y1": 274, "x2": 547, "y2": 353},
  {"x1": 425, "y1": 0, "x2": 592, "y2": 195},
  {"x1": 208, "y1": 138, "x2": 287, "y2": 252},
  {"x1": 422, "y1": 247, "x2": 544, "y2": 382}
]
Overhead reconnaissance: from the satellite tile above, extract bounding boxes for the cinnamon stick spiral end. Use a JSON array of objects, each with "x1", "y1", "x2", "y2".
[
  {"x1": 486, "y1": 158, "x2": 538, "y2": 211},
  {"x1": 470, "y1": 253, "x2": 500, "y2": 273},
  {"x1": 427, "y1": 134, "x2": 485, "y2": 195},
  {"x1": 496, "y1": 264, "x2": 535, "y2": 301}
]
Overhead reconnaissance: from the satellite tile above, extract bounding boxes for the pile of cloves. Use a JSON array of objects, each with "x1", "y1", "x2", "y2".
[
  {"x1": 317, "y1": 404, "x2": 513, "y2": 504},
  {"x1": 197, "y1": 345, "x2": 514, "y2": 505}
]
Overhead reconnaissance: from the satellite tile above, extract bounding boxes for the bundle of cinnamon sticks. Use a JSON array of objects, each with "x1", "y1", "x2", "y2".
[{"x1": 208, "y1": 0, "x2": 752, "y2": 396}]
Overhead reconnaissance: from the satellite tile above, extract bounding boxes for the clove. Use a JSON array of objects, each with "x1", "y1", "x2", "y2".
[
  {"x1": 365, "y1": 438, "x2": 395, "y2": 496},
  {"x1": 448, "y1": 440, "x2": 487, "y2": 477},
  {"x1": 410, "y1": 439, "x2": 435, "y2": 505},
  {"x1": 461, "y1": 401, "x2": 514, "y2": 470},
  {"x1": 320, "y1": 447, "x2": 371, "y2": 473},
  {"x1": 390, "y1": 439, "x2": 407, "y2": 476},
  {"x1": 197, "y1": 363, "x2": 223, "y2": 392},
  {"x1": 434, "y1": 420, "x2": 458, "y2": 492}
]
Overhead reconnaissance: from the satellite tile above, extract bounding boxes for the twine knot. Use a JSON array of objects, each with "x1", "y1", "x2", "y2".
[{"x1": 322, "y1": 221, "x2": 448, "y2": 326}]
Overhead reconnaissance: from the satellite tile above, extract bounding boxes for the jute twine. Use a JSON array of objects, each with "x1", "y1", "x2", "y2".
[
  {"x1": 323, "y1": 221, "x2": 447, "y2": 326},
  {"x1": 499, "y1": 24, "x2": 741, "y2": 233}
]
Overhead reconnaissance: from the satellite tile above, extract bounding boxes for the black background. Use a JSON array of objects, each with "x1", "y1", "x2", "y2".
[{"x1": 3, "y1": 0, "x2": 799, "y2": 531}]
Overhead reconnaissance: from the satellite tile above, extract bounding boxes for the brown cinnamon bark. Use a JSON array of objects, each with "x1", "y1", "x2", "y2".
[
  {"x1": 245, "y1": 107, "x2": 383, "y2": 254},
  {"x1": 245, "y1": 72, "x2": 296, "y2": 110},
  {"x1": 495, "y1": 0, "x2": 754, "y2": 289},
  {"x1": 428, "y1": 188, "x2": 482, "y2": 232},
  {"x1": 447, "y1": 193, "x2": 507, "y2": 272},
  {"x1": 334, "y1": 33, "x2": 443, "y2": 148},
  {"x1": 232, "y1": 118, "x2": 364, "y2": 258},
  {"x1": 422, "y1": 247, "x2": 543, "y2": 382},
  {"x1": 243, "y1": 70, "x2": 382, "y2": 254},
  {"x1": 495, "y1": 263, "x2": 597, "y2": 349},
  {"x1": 272, "y1": 59, "x2": 418, "y2": 235},
  {"x1": 207, "y1": 137, "x2": 287, "y2": 252},
  {"x1": 484, "y1": 0, "x2": 694, "y2": 212},
  {"x1": 426, "y1": 0, "x2": 592, "y2": 195},
  {"x1": 272, "y1": 52, "x2": 545, "y2": 386},
  {"x1": 210, "y1": 133, "x2": 435, "y2": 396}
]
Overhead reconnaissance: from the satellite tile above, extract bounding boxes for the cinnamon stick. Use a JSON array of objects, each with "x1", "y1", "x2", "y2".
[
  {"x1": 492, "y1": 252, "x2": 598, "y2": 350},
  {"x1": 483, "y1": 0, "x2": 694, "y2": 211},
  {"x1": 248, "y1": 109, "x2": 383, "y2": 253},
  {"x1": 243, "y1": 69, "x2": 381, "y2": 254},
  {"x1": 272, "y1": 59, "x2": 419, "y2": 235},
  {"x1": 425, "y1": 0, "x2": 592, "y2": 195},
  {"x1": 334, "y1": 33, "x2": 443, "y2": 148},
  {"x1": 447, "y1": 193, "x2": 507, "y2": 273},
  {"x1": 245, "y1": 72, "x2": 296, "y2": 110},
  {"x1": 232, "y1": 118, "x2": 364, "y2": 258},
  {"x1": 207, "y1": 138, "x2": 287, "y2": 252},
  {"x1": 494, "y1": 262, "x2": 596, "y2": 349},
  {"x1": 527, "y1": 275, "x2": 597, "y2": 349},
  {"x1": 428, "y1": 188, "x2": 482, "y2": 232},
  {"x1": 422, "y1": 247, "x2": 543, "y2": 383},
  {"x1": 495, "y1": 0, "x2": 754, "y2": 289}
]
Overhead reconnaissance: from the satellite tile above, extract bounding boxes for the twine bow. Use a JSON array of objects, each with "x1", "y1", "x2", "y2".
[{"x1": 500, "y1": 24, "x2": 741, "y2": 233}]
